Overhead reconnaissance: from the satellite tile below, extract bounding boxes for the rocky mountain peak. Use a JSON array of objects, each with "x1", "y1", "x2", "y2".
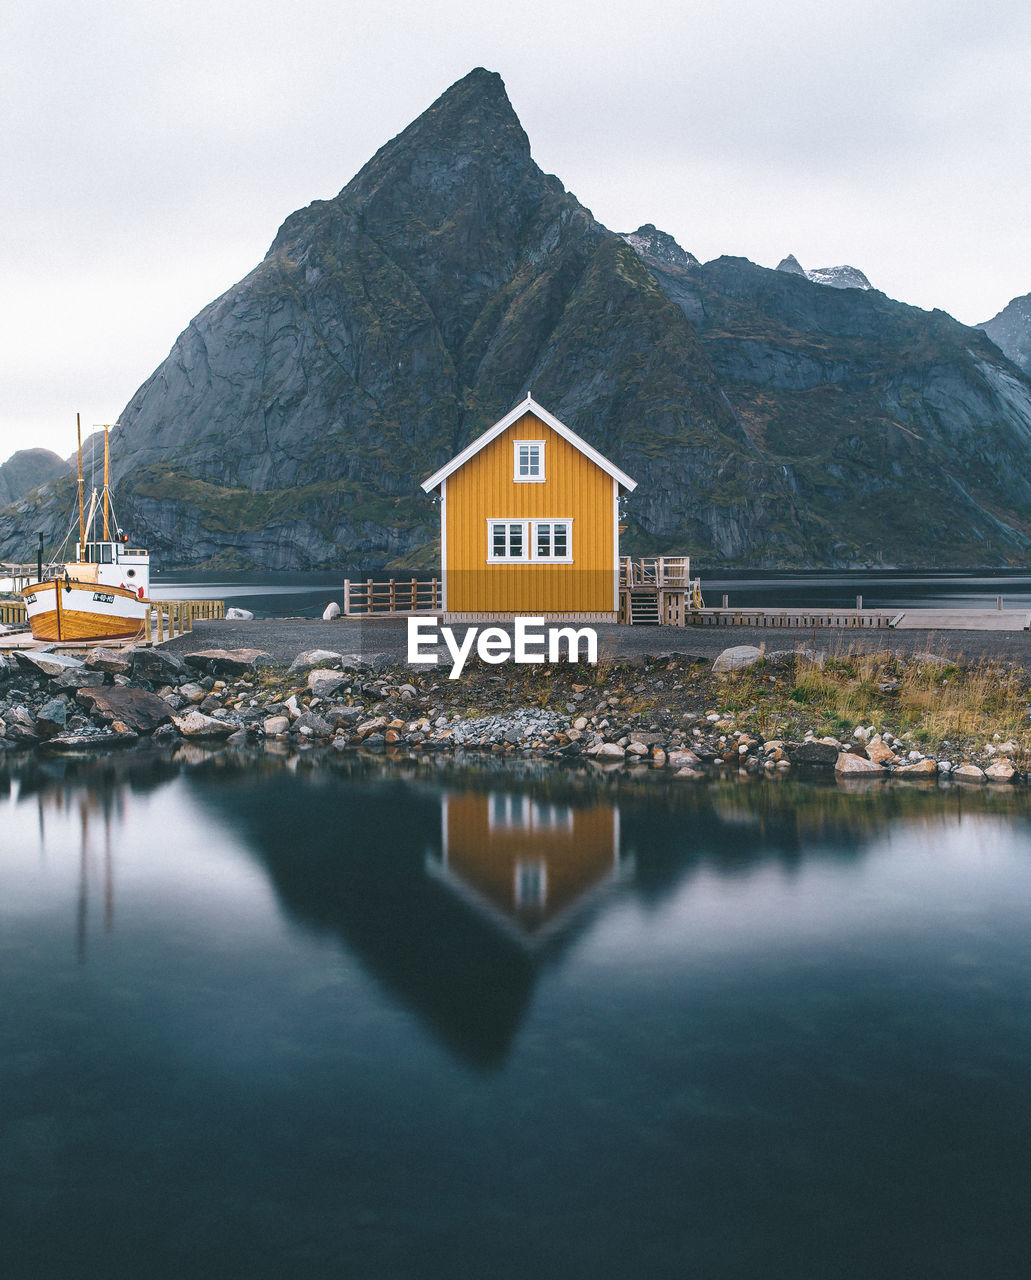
[
  {"x1": 0, "y1": 447, "x2": 71, "y2": 508},
  {"x1": 776, "y1": 254, "x2": 807, "y2": 276},
  {"x1": 776, "y1": 254, "x2": 871, "y2": 291},
  {"x1": 620, "y1": 224, "x2": 698, "y2": 270},
  {"x1": 978, "y1": 292, "x2": 1031, "y2": 376}
]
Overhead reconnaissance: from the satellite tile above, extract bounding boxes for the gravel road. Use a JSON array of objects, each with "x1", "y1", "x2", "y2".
[{"x1": 161, "y1": 617, "x2": 1031, "y2": 668}]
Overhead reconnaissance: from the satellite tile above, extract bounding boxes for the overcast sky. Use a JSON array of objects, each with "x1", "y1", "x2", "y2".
[{"x1": 3, "y1": 0, "x2": 1030, "y2": 462}]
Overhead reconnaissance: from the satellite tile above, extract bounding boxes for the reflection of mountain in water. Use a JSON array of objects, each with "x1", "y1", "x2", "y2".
[
  {"x1": 14, "y1": 748, "x2": 1021, "y2": 1067},
  {"x1": 188, "y1": 768, "x2": 542, "y2": 1069}
]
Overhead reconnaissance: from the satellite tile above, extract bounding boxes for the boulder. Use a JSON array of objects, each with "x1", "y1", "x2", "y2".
[
  {"x1": 15, "y1": 650, "x2": 85, "y2": 677},
  {"x1": 294, "y1": 711, "x2": 333, "y2": 737},
  {"x1": 130, "y1": 647, "x2": 185, "y2": 682},
  {"x1": 356, "y1": 716, "x2": 389, "y2": 737},
  {"x1": 51, "y1": 667, "x2": 107, "y2": 689},
  {"x1": 287, "y1": 649, "x2": 342, "y2": 675},
  {"x1": 322, "y1": 602, "x2": 341, "y2": 620},
  {"x1": 786, "y1": 740, "x2": 839, "y2": 767},
  {"x1": 985, "y1": 760, "x2": 1017, "y2": 782},
  {"x1": 4, "y1": 722, "x2": 40, "y2": 744},
  {"x1": 76, "y1": 685, "x2": 174, "y2": 734},
  {"x1": 263, "y1": 715, "x2": 290, "y2": 736},
  {"x1": 172, "y1": 710, "x2": 237, "y2": 739},
  {"x1": 866, "y1": 738, "x2": 899, "y2": 766},
  {"x1": 666, "y1": 748, "x2": 701, "y2": 768},
  {"x1": 834, "y1": 753, "x2": 885, "y2": 775},
  {"x1": 589, "y1": 742, "x2": 625, "y2": 759},
  {"x1": 35, "y1": 698, "x2": 68, "y2": 738},
  {"x1": 0, "y1": 654, "x2": 11, "y2": 680},
  {"x1": 952, "y1": 764, "x2": 986, "y2": 782},
  {"x1": 712, "y1": 645, "x2": 764, "y2": 673},
  {"x1": 895, "y1": 758, "x2": 938, "y2": 777},
  {"x1": 184, "y1": 649, "x2": 272, "y2": 676},
  {"x1": 85, "y1": 647, "x2": 132, "y2": 674},
  {"x1": 40, "y1": 729, "x2": 139, "y2": 752},
  {"x1": 225, "y1": 607, "x2": 254, "y2": 620},
  {"x1": 308, "y1": 669, "x2": 348, "y2": 698}
]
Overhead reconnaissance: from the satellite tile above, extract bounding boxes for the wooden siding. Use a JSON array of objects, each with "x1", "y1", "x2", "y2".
[{"x1": 444, "y1": 411, "x2": 616, "y2": 614}]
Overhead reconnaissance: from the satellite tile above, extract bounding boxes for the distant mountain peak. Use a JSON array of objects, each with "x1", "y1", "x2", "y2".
[
  {"x1": 807, "y1": 264, "x2": 873, "y2": 291},
  {"x1": 776, "y1": 254, "x2": 807, "y2": 276},
  {"x1": 776, "y1": 254, "x2": 872, "y2": 291},
  {"x1": 978, "y1": 292, "x2": 1031, "y2": 376},
  {"x1": 620, "y1": 225, "x2": 698, "y2": 270}
]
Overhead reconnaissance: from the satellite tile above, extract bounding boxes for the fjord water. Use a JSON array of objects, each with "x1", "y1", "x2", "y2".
[
  {"x1": 3, "y1": 754, "x2": 1031, "y2": 1279},
  {"x1": 149, "y1": 568, "x2": 1031, "y2": 617}
]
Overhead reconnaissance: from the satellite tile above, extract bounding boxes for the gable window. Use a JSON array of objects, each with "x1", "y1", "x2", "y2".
[
  {"x1": 514, "y1": 440, "x2": 545, "y2": 482},
  {"x1": 489, "y1": 520, "x2": 527, "y2": 561}
]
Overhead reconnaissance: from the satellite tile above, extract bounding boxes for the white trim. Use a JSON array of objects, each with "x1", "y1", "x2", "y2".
[
  {"x1": 485, "y1": 517, "x2": 574, "y2": 563},
  {"x1": 487, "y1": 519, "x2": 529, "y2": 562},
  {"x1": 513, "y1": 439, "x2": 545, "y2": 483},
  {"x1": 421, "y1": 395, "x2": 637, "y2": 494},
  {"x1": 530, "y1": 518, "x2": 573, "y2": 562},
  {"x1": 440, "y1": 478, "x2": 448, "y2": 611}
]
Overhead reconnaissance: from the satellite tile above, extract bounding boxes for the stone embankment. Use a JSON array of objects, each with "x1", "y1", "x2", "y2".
[{"x1": 1, "y1": 641, "x2": 1028, "y2": 786}]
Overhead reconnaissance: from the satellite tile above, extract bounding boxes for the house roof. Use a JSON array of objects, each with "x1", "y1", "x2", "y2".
[{"x1": 420, "y1": 395, "x2": 638, "y2": 494}]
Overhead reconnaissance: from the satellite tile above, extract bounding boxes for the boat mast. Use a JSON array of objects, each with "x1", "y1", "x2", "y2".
[
  {"x1": 77, "y1": 413, "x2": 85, "y2": 556},
  {"x1": 102, "y1": 425, "x2": 110, "y2": 541}
]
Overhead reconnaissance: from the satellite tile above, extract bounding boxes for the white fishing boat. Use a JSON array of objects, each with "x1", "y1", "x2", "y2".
[{"x1": 21, "y1": 418, "x2": 150, "y2": 643}]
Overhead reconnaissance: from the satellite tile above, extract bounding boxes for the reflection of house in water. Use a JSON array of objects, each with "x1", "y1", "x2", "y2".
[{"x1": 429, "y1": 791, "x2": 626, "y2": 949}]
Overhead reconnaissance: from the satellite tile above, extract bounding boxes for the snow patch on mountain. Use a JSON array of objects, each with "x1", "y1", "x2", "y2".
[
  {"x1": 620, "y1": 224, "x2": 698, "y2": 270},
  {"x1": 776, "y1": 255, "x2": 872, "y2": 291}
]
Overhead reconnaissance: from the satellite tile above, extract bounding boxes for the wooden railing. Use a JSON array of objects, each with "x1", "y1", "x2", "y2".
[
  {"x1": 146, "y1": 598, "x2": 225, "y2": 642},
  {"x1": 620, "y1": 556, "x2": 691, "y2": 587},
  {"x1": 343, "y1": 578, "x2": 441, "y2": 615},
  {"x1": 0, "y1": 599, "x2": 27, "y2": 626}
]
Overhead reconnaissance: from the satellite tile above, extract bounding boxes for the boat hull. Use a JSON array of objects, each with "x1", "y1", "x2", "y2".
[{"x1": 22, "y1": 579, "x2": 148, "y2": 642}]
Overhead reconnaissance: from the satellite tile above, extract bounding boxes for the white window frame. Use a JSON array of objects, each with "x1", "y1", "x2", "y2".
[
  {"x1": 488, "y1": 520, "x2": 529, "y2": 562},
  {"x1": 513, "y1": 439, "x2": 545, "y2": 483},
  {"x1": 486, "y1": 518, "x2": 573, "y2": 563},
  {"x1": 531, "y1": 519, "x2": 573, "y2": 563}
]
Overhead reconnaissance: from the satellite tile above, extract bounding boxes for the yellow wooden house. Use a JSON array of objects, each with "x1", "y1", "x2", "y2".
[{"x1": 421, "y1": 395, "x2": 637, "y2": 621}]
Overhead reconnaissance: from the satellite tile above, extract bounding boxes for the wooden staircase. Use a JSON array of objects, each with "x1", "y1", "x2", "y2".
[
  {"x1": 618, "y1": 555, "x2": 700, "y2": 625},
  {"x1": 626, "y1": 590, "x2": 661, "y2": 625}
]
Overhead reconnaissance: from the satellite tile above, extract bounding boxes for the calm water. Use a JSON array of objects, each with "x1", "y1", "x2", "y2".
[
  {"x1": 149, "y1": 569, "x2": 1031, "y2": 617},
  {"x1": 3, "y1": 750, "x2": 1031, "y2": 1279}
]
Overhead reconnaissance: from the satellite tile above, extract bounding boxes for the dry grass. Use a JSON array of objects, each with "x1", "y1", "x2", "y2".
[{"x1": 716, "y1": 645, "x2": 1031, "y2": 751}]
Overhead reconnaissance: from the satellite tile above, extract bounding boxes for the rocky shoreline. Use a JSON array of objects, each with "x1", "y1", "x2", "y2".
[{"x1": 2, "y1": 639, "x2": 1029, "y2": 787}]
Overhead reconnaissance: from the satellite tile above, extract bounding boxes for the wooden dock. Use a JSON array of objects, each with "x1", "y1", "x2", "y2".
[{"x1": 890, "y1": 609, "x2": 1031, "y2": 632}]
